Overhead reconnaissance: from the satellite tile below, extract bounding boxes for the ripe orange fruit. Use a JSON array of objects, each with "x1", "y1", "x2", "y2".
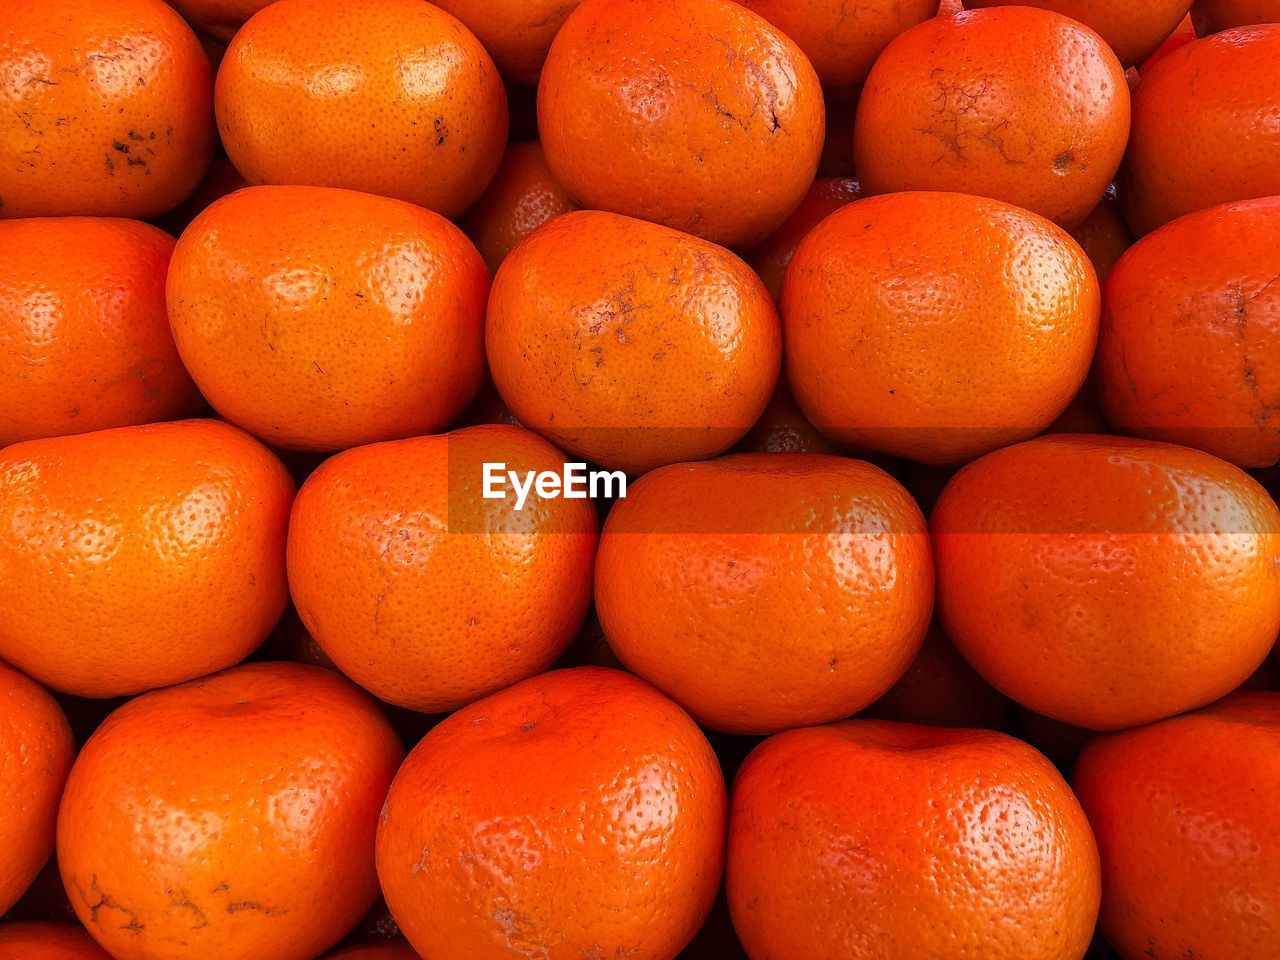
[
  {"x1": 166, "y1": 0, "x2": 272, "y2": 42},
  {"x1": 736, "y1": 0, "x2": 937, "y2": 89},
  {"x1": 0, "y1": 662, "x2": 74, "y2": 916},
  {"x1": 0, "y1": 218, "x2": 200, "y2": 448},
  {"x1": 1074, "y1": 692, "x2": 1280, "y2": 960},
  {"x1": 157, "y1": 155, "x2": 249, "y2": 236},
  {"x1": 431, "y1": 0, "x2": 584, "y2": 86},
  {"x1": 933, "y1": 434, "x2": 1280, "y2": 730},
  {"x1": 168, "y1": 185, "x2": 488, "y2": 452},
  {"x1": 1069, "y1": 191, "x2": 1133, "y2": 283},
  {"x1": 782, "y1": 192, "x2": 1099, "y2": 464},
  {"x1": 460, "y1": 142, "x2": 579, "y2": 273},
  {"x1": 733, "y1": 384, "x2": 838, "y2": 454},
  {"x1": 216, "y1": 0, "x2": 508, "y2": 217},
  {"x1": 58, "y1": 662, "x2": 403, "y2": 960},
  {"x1": 0, "y1": 420, "x2": 294, "y2": 698},
  {"x1": 1193, "y1": 0, "x2": 1280, "y2": 30},
  {"x1": 377, "y1": 667, "x2": 726, "y2": 960},
  {"x1": 745, "y1": 176, "x2": 861, "y2": 301},
  {"x1": 1119, "y1": 26, "x2": 1280, "y2": 235},
  {"x1": 0, "y1": 0, "x2": 214, "y2": 219},
  {"x1": 487, "y1": 211, "x2": 780, "y2": 475},
  {"x1": 538, "y1": 0, "x2": 825, "y2": 248},
  {"x1": 288, "y1": 424, "x2": 598, "y2": 713},
  {"x1": 964, "y1": 0, "x2": 1194, "y2": 64},
  {"x1": 854, "y1": 7, "x2": 1130, "y2": 227},
  {"x1": 728, "y1": 721, "x2": 1101, "y2": 959},
  {"x1": 596, "y1": 453, "x2": 932, "y2": 734},
  {"x1": 1139, "y1": 12, "x2": 1198, "y2": 72},
  {"x1": 1097, "y1": 196, "x2": 1280, "y2": 467},
  {"x1": 0, "y1": 922, "x2": 111, "y2": 959}
]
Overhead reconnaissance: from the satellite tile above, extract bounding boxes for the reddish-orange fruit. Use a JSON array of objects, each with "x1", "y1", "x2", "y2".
[
  {"x1": 377, "y1": 668, "x2": 726, "y2": 960},
  {"x1": 157, "y1": 155, "x2": 249, "y2": 237},
  {"x1": 1070, "y1": 191, "x2": 1133, "y2": 283},
  {"x1": 728, "y1": 722, "x2": 1101, "y2": 960},
  {"x1": 1045, "y1": 385, "x2": 1110, "y2": 435},
  {"x1": 782, "y1": 192, "x2": 1099, "y2": 464},
  {"x1": 539, "y1": 0, "x2": 825, "y2": 248},
  {"x1": 736, "y1": 0, "x2": 937, "y2": 88},
  {"x1": 0, "y1": 663, "x2": 74, "y2": 916},
  {"x1": 745, "y1": 177, "x2": 861, "y2": 301},
  {"x1": 1074, "y1": 693, "x2": 1280, "y2": 960},
  {"x1": 1097, "y1": 197, "x2": 1280, "y2": 467},
  {"x1": 733, "y1": 384, "x2": 838, "y2": 455},
  {"x1": 964, "y1": 0, "x2": 1194, "y2": 64},
  {"x1": 854, "y1": 7, "x2": 1130, "y2": 227},
  {"x1": 431, "y1": 0, "x2": 584, "y2": 85},
  {"x1": 216, "y1": 0, "x2": 508, "y2": 217},
  {"x1": 460, "y1": 142, "x2": 579, "y2": 273},
  {"x1": 0, "y1": 922, "x2": 111, "y2": 959},
  {"x1": 168, "y1": 0, "x2": 272, "y2": 42},
  {"x1": 1193, "y1": 0, "x2": 1280, "y2": 32},
  {"x1": 1140, "y1": 12, "x2": 1198, "y2": 71},
  {"x1": 487, "y1": 211, "x2": 780, "y2": 474},
  {"x1": 58, "y1": 663, "x2": 403, "y2": 960},
  {"x1": 0, "y1": 420, "x2": 293, "y2": 698},
  {"x1": 0, "y1": 0, "x2": 214, "y2": 219},
  {"x1": 0, "y1": 218, "x2": 200, "y2": 448},
  {"x1": 288, "y1": 425, "x2": 598, "y2": 713},
  {"x1": 1120, "y1": 26, "x2": 1280, "y2": 235},
  {"x1": 933, "y1": 434, "x2": 1280, "y2": 730},
  {"x1": 168, "y1": 186, "x2": 488, "y2": 452},
  {"x1": 596, "y1": 454, "x2": 932, "y2": 734}
]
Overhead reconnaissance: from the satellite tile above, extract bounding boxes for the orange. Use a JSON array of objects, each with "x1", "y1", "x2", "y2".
[
  {"x1": 487, "y1": 210, "x2": 781, "y2": 474},
  {"x1": 0, "y1": 218, "x2": 201, "y2": 448},
  {"x1": 156, "y1": 155, "x2": 249, "y2": 237},
  {"x1": 1097, "y1": 196, "x2": 1280, "y2": 467},
  {"x1": 1119, "y1": 26, "x2": 1280, "y2": 235},
  {"x1": 430, "y1": 0, "x2": 585, "y2": 86},
  {"x1": 1193, "y1": 0, "x2": 1280, "y2": 30},
  {"x1": 782, "y1": 192, "x2": 1099, "y2": 464},
  {"x1": 287, "y1": 424, "x2": 598, "y2": 713},
  {"x1": 964, "y1": 0, "x2": 1194, "y2": 64},
  {"x1": 1069, "y1": 191, "x2": 1133, "y2": 283},
  {"x1": 166, "y1": 0, "x2": 272, "y2": 42},
  {"x1": 733, "y1": 384, "x2": 839, "y2": 455},
  {"x1": 933, "y1": 434, "x2": 1280, "y2": 730},
  {"x1": 1074, "y1": 692, "x2": 1280, "y2": 960},
  {"x1": 735, "y1": 0, "x2": 937, "y2": 89},
  {"x1": 377, "y1": 667, "x2": 726, "y2": 960},
  {"x1": 215, "y1": 0, "x2": 508, "y2": 217},
  {"x1": 596, "y1": 453, "x2": 933, "y2": 734},
  {"x1": 460, "y1": 142, "x2": 579, "y2": 273},
  {"x1": 167, "y1": 185, "x2": 489, "y2": 452},
  {"x1": 538, "y1": 0, "x2": 825, "y2": 248},
  {"x1": 0, "y1": 922, "x2": 111, "y2": 959},
  {"x1": 745, "y1": 176, "x2": 861, "y2": 301},
  {"x1": 854, "y1": 7, "x2": 1130, "y2": 227},
  {"x1": 0, "y1": 0, "x2": 214, "y2": 219},
  {"x1": 728, "y1": 721, "x2": 1101, "y2": 959},
  {"x1": 0, "y1": 662, "x2": 74, "y2": 916},
  {"x1": 57, "y1": 662, "x2": 403, "y2": 960},
  {"x1": 1139, "y1": 13, "x2": 1198, "y2": 72},
  {"x1": 0, "y1": 420, "x2": 294, "y2": 698}
]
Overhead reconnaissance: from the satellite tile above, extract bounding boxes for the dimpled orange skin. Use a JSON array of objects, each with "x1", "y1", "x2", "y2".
[
  {"x1": 215, "y1": 0, "x2": 508, "y2": 218},
  {"x1": 1069, "y1": 193, "x2": 1133, "y2": 283},
  {"x1": 0, "y1": 0, "x2": 214, "y2": 219},
  {"x1": 0, "y1": 420, "x2": 294, "y2": 698},
  {"x1": 932, "y1": 434, "x2": 1280, "y2": 730},
  {"x1": 57, "y1": 663, "x2": 404, "y2": 960},
  {"x1": 166, "y1": 0, "x2": 273, "y2": 42},
  {"x1": 538, "y1": 0, "x2": 825, "y2": 248},
  {"x1": 460, "y1": 142, "x2": 579, "y2": 273},
  {"x1": 431, "y1": 0, "x2": 585, "y2": 86},
  {"x1": 1193, "y1": 0, "x2": 1280, "y2": 31},
  {"x1": 964, "y1": 0, "x2": 1193, "y2": 64},
  {"x1": 1074, "y1": 693, "x2": 1280, "y2": 960},
  {"x1": 727, "y1": 722, "x2": 1101, "y2": 960},
  {"x1": 854, "y1": 8, "x2": 1130, "y2": 228},
  {"x1": 487, "y1": 211, "x2": 781, "y2": 475},
  {"x1": 0, "y1": 922, "x2": 112, "y2": 959},
  {"x1": 1097, "y1": 197, "x2": 1280, "y2": 468},
  {"x1": 167, "y1": 185, "x2": 489, "y2": 452},
  {"x1": 0, "y1": 662, "x2": 74, "y2": 916},
  {"x1": 287, "y1": 424, "x2": 598, "y2": 714},
  {"x1": 596, "y1": 454, "x2": 933, "y2": 735},
  {"x1": 745, "y1": 176, "x2": 861, "y2": 302},
  {"x1": 1119, "y1": 26, "x2": 1280, "y2": 235},
  {"x1": 0, "y1": 218, "x2": 200, "y2": 448},
  {"x1": 782, "y1": 192, "x2": 1099, "y2": 465},
  {"x1": 377, "y1": 667, "x2": 727, "y2": 960}
]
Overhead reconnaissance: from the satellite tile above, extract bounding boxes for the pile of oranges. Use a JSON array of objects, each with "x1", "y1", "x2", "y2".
[{"x1": 2, "y1": 0, "x2": 1279, "y2": 958}]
